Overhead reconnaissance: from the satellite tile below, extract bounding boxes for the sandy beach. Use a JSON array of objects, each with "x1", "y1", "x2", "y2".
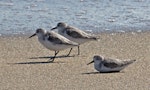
[{"x1": 0, "y1": 32, "x2": 149, "y2": 90}]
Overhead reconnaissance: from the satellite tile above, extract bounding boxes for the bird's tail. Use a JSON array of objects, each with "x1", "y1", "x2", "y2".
[
  {"x1": 123, "y1": 59, "x2": 136, "y2": 66},
  {"x1": 90, "y1": 36, "x2": 100, "y2": 41},
  {"x1": 69, "y1": 41, "x2": 79, "y2": 46}
]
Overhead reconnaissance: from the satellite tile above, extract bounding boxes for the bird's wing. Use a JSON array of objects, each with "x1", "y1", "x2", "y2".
[
  {"x1": 46, "y1": 32, "x2": 78, "y2": 46},
  {"x1": 102, "y1": 58, "x2": 123, "y2": 68},
  {"x1": 65, "y1": 26, "x2": 97, "y2": 40}
]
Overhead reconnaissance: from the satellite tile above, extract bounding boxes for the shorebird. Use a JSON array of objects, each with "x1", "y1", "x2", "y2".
[
  {"x1": 87, "y1": 55, "x2": 136, "y2": 73},
  {"x1": 51, "y1": 22, "x2": 98, "y2": 55},
  {"x1": 29, "y1": 28, "x2": 79, "y2": 62}
]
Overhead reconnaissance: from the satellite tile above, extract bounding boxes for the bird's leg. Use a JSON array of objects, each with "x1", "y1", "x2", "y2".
[
  {"x1": 66, "y1": 48, "x2": 73, "y2": 56},
  {"x1": 49, "y1": 51, "x2": 59, "y2": 62},
  {"x1": 78, "y1": 46, "x2": 80, "y2": 55},
  {"x1": 55, "y1": 51, "x2": 59, "y2": 56}
]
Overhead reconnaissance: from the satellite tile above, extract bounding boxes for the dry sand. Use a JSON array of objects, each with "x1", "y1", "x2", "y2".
[{"x1": 0, "y1": 32, "x2": 150, "y2": 90}]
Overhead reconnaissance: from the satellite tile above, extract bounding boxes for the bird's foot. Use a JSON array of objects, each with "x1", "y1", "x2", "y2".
[
  {"x1": 65, "y1": 54, "x2": 76, "y2": 57},
  {"x1": 48, "y1": 57, "x2": 55, "y2": 63}
]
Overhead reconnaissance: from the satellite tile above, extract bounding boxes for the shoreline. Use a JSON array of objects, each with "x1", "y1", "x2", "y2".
[{"x1": 0, "y1": 30, "x2": 149, "y2": 38}]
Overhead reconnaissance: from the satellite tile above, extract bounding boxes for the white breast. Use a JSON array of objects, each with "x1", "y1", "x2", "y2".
[{"x1": 94, "y1": 63, "x2": 126, "y2": 72}]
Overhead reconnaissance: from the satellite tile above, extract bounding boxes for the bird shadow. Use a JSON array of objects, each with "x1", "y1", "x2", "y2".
[
  {"x1": 82, "y1": 72, "x2": 100, "y2": 75},
  {"x1": 7, "y1": 55, "x2": 75, "y2": 65},
  {"x1": 29, "y1": 55, "x2": 75, "y2": 59},
  {"x1": 7, "y1": 61, "x2": 65, "y2": 65},
  {"x1": 82, "y1": 71, "x2": 125, "y2": 75}
]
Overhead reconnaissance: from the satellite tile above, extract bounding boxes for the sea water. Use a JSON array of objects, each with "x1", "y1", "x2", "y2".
[{"x1": 0, "y1": 0, "x2": 150, "y2": 35}]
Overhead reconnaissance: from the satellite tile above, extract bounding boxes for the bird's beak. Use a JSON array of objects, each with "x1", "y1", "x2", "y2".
[
  {"x1": 51, "y1": 26, "x2": 57, "y2": 30},
  {"x1": 29, "y1": 33, "x2": 36, "y2": 38},
  {"x1": 87, "y1": 60, "x2": 94, "y2": 65}
]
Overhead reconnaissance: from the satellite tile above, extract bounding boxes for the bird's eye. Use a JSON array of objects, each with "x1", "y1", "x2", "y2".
[
  {"x1": 36, "y1": 29, "x2": 41, "y2": 33},
  {"x1": 58, "y1": 23, "x2": 61, "y2": 26},
  {"x1": 36, "y1": 30, "x2": 39, "y2": 33}
]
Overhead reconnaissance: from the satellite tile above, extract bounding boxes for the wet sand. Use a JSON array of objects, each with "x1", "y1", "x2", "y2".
[{"x1": 0, "y1": 32, "x2": 149, "y2": 90}]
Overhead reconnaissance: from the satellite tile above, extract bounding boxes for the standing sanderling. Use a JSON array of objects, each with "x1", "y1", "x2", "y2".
[
  {"x1": 29, "y1": 28, "x2": 79, "y2": 62},
  {"x1": 51, "y1": 22, "x2": 99, "y2": 55},
  {"x1": 87, "y1": 55, "x2": 136, "y2": 73}
]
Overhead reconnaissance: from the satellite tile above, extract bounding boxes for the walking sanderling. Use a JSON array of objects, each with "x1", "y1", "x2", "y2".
[
  {"x1": 87, "y1": 55, "x2": 136, "y2": 73},
  {"x1": 29, "y1": 28, "x2": 79, "y2": 62},
  {"x1": 51, "y1": 22, "x2": 98, "y2": 55}
]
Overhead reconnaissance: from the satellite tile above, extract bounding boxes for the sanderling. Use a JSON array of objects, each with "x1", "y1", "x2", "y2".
[
  {"x1": 87, "y1": 55, "x2": 136, "y2": 73},
  {"x1": 51, "y1": 22, "x2": 98, "y2": 55},
  {"x1": 29, "y1": 28, "x2": 79, "y2": 62}
]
